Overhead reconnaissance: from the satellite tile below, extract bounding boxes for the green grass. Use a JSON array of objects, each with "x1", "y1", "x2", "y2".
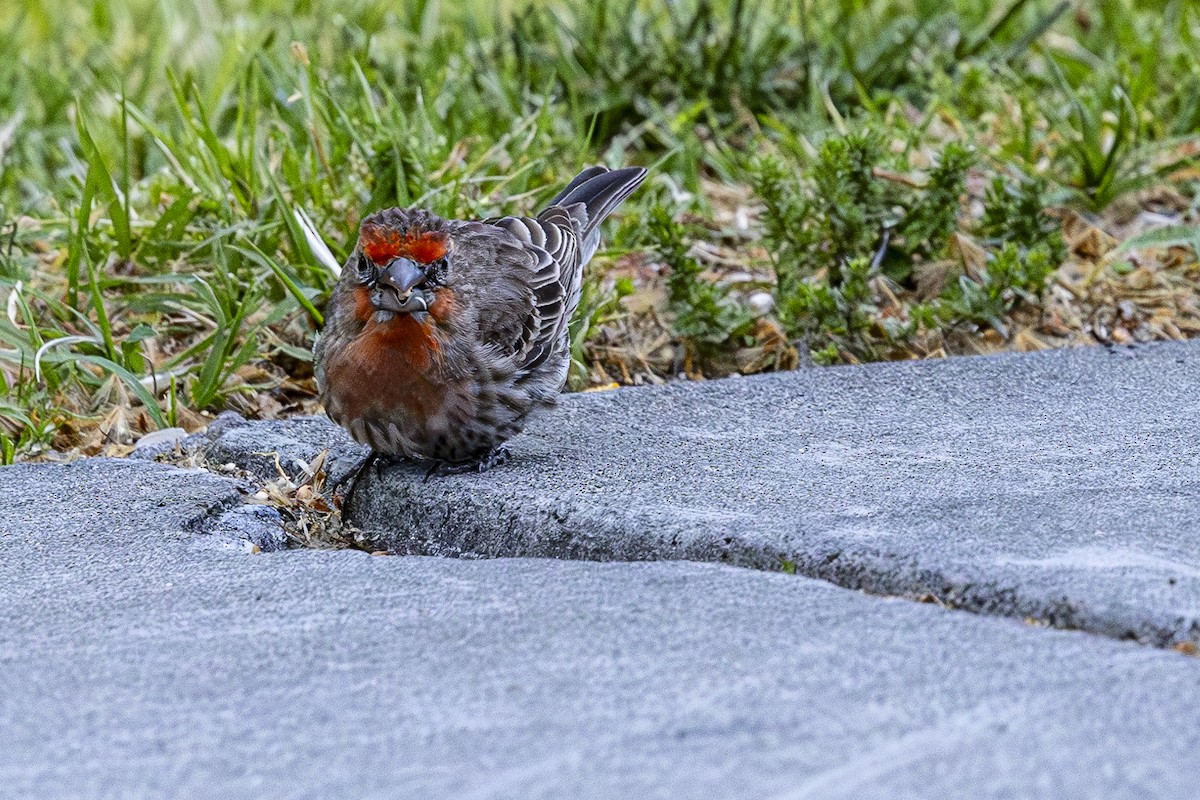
[{"x1": 1, "y1": 0, "x2": 1198, "y2": 461}]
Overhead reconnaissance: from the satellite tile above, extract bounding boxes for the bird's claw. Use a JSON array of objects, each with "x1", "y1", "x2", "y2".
[
  {"x1": 423, "y1": 445, "x2": 511, "y2": 481},
  {"x1": 340, "y1": 451, "x2": 407, "y2": 511}
]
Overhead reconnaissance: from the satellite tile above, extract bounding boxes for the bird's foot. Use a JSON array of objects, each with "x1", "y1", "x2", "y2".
[
  {"x1": 424, "y1": 445, "x2": 511, "y2": 481},
  {"x1": 340, "y1": 451, "x2": 407, "y2": 511}
]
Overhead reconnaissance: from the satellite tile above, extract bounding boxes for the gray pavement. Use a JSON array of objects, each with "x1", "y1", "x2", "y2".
[
  {"x1": 208, "y1": 341, "x2": 1200, "y2": 648},
  {"x1": 3, "y1": 456, "x2": 1200, "y2": 799}
]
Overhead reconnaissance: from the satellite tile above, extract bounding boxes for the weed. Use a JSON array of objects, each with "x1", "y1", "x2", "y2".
[
  {"x1": 896, "y1": 143, "x2": 975, "y2": 262},
  {"x1": 979, "y1": 174, "x2": 1065, "y2": 261},
  {"x1": 649, "y1": 207, "x2": 750, "y2": 361},
  {"x1": 940, "y1": 243, "x2": 1056, "y2": 335},
  {"x1": 753, "y1": 129, "x2": 1071, "y2": 360}
]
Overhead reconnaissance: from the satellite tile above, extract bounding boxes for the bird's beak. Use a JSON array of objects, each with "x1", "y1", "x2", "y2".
[
  {"x1": 380, "y1": 257, "x2": 425, "y2": 295},
  {"x1": 375, "y1": 257, "x2": 430, "y2": 314}
]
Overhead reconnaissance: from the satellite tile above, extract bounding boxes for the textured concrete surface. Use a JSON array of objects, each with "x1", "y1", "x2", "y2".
[
  {"x1": 206, "y1": 341, "x2": 1200, "y2": 647},
  {"x1": 2, "y1": 458, "x2": 1200, "y2": 799}
]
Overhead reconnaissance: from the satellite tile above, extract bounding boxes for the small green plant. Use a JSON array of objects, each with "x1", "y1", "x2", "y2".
[
  {"x1": 940, "y1": 243, "x2": 1056, "y2": 335},
  {"x1": 780, "y1": 255, "x2": 880, "y2": 363},
  {"x1": 979, "y1": 174, "x2": 1066, "y2": 261},
  {"x1": 752, "y1": 131, "x2": 896, "y2": 319},
  {"x1": 1044, "y1": 59, "x2": 1198, "y2": 211},
  {"x1": 935, "y1": 174, "x2": 1063, "y2": 335},
  {"x1": 895, "y1": 142, "x2": 975, "y2": 262},
  {"x1": 649, "y1": 206, "x2": 749, "y2": 358},
  {"x1": 752, "y1": 133, "x2": 972, "y2": 359},
  {"x1": 752, "y1": 130, "x2": 1067, "y2": 359}
]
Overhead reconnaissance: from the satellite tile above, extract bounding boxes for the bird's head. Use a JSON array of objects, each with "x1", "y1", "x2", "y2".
[{"x1": 353, "y1": 208, "x2": 452, "y2": 317}]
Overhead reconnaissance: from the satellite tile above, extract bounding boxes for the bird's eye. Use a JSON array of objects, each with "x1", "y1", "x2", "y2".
[
  {"x1": 356, "y1": 254, "x2": 377, "y2": 285},
  {"x1": 425, "y1": 256, "x2": 448, "y2": 286}
]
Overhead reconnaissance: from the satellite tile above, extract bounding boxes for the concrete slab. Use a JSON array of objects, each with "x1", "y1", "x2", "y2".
[
  {"x1": 1, "y1": 458, "x2": 1200, "y2": 799},
  {"x1": 207, "y1": 342, "x2": 1200, "y2": 647}
]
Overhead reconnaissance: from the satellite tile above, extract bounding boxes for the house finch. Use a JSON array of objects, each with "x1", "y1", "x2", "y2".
[{"x1": 315, "y1": 165, "x2": 647, "y2": 477}]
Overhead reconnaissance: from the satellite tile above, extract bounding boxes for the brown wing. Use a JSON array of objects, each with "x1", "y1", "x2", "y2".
[
  {"x1": 474, "y1": 167, "x2": 647, "y2": 373},
  {"x1": 485, "y1": 211, "x2": 583, "y2": 372}
]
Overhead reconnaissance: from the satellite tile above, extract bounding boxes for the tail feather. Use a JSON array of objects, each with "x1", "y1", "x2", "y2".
[
  {"x1": 525, "y1": 166, "x2": 648, "y2": 341},
  {"x1": 545, "y1": 166, "x2": 610, "y2": 207},
  {"x1": 541, "y1": 166, "x2": 648, "y2": 242}
]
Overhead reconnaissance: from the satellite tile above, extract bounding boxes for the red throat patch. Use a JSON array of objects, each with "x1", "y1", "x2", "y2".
[{"x1": 359, "y1": 224, "x2": 449, "y2": 265}]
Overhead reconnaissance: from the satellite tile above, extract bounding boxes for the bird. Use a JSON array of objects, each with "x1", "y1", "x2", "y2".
[{"x1": 314, "y1": 165, "x2": 648, "y2": 480}]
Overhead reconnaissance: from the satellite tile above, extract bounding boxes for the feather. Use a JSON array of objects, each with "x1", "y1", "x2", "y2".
[{"x1": 481, "y1": 166, "x2": 647, "y2": 375}]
